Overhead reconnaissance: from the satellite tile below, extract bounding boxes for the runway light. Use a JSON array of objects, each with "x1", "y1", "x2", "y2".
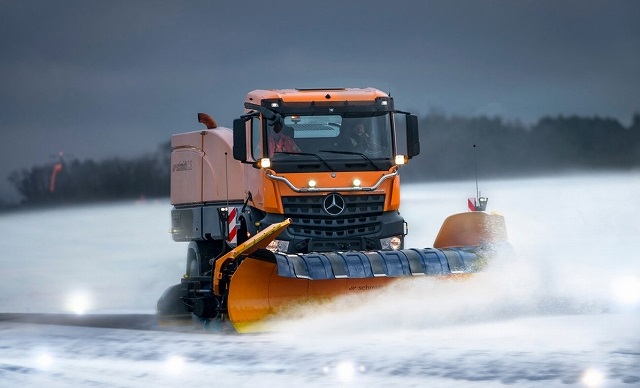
[
  {"x1": 166, "y1": 355, "x2": 186, "y2": 375},
  {"x1": 66, "y1": 292, "x2": 91, "y2": 315},
  {"x1": 322, "y1": 361, "x2": 365, "y2": 382},
  {"x1": 581, "y1": 368, "x2": 604, "y2": 387},
  {"x1": 35, "y1": 352, "x2": 53, "y2": 369},
  {"x1": 335, "y1": 361, "x2": 356, "y2": 382},
  {"x1": 612, "y1": 275, "x2": 640, "y2": 304}
]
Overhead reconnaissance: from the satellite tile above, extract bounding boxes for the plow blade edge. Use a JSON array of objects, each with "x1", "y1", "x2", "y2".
[{"x1": 274, "y1": 247, "x2": 490, "y2": 280}]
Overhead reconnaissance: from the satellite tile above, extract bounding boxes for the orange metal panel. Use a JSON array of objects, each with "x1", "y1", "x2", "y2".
[
  {"x1": 387, "y1": 174, "x2": 401, "y2": 210},
  {"x1": 201, "y1": 127, "x2": 245, "y2": 203},
  {"x1": 227, "y1": 257, "x2": 395, "y2": 332},
  {"x1": 246, "y1": 88, "x2": 388, "y2": 104},
  {"x1": 244, "y1": 169, "x2": 399, "y2": 214},
  {"x1": 227, "y1": 258, "x2": 274, "y2": 330},
  {"x1": 433, "y1": 212, "x2": 508, "y2": 248},
  {"x1": 171, "y1": 131, "x2": 203, "y2": 149},
  {"x1": 267, "y1": 269, "x2": 310, "y2": 309},
  {"x1": 170, "y1": 133, "x2": 204, "y2": 205},
  {"x1": 261, "y1": 170, "x2": 283, "y2": 214},
  {"x1": 241, "y1": 169, "x2": 272, "y2": 214}
]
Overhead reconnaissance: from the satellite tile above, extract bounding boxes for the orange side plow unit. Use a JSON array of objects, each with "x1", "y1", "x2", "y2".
[{"x1": 214, "y1": 212, "x2": 507, "y2": 332}]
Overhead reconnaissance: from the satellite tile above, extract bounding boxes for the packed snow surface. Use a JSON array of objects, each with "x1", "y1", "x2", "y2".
[{"x1": 1, "y1": 172, "x2": 639, "y2": 387}]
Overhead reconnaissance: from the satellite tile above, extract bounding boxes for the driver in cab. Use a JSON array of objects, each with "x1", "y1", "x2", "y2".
[{"x1": 348, "y1": 123, "x2": 370, "y2": 151}]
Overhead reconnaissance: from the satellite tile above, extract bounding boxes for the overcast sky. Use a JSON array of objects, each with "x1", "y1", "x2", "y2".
[{"x1": 1, "y1": 0, "x2": 639, "y2": 200}]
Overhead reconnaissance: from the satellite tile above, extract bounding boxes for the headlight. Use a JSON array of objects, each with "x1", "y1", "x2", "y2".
[
  {"x1": 259, "y1": 158, "x2": 271, "y2": 168},
  {"x1": 380, "y1": 236, "x2": 402, "y2": 250},
  {"x1": 266, "y1": 239, "x2": 290, "y2": 253}
]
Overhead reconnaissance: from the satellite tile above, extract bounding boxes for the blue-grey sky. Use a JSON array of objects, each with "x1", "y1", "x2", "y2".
[{"x1": 1, "y1": 0, "x2": 639, "y2": 201}]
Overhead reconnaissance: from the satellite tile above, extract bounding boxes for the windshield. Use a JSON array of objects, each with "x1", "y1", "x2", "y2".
[{"x1": 262, "y1": 113, "x2": 394, "y2": 172}]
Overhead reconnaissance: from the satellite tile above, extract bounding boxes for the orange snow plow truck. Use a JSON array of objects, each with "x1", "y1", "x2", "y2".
[{"x1": 157, "y1": 88, "x2": 507, "y2": 332}]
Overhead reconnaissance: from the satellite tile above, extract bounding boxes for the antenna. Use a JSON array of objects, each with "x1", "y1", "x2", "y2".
[
  {"x1": 473, "y1": 144, "x2": 479, "y2": 201},
  {"x1": 471, "y1": 144, "x2": 488, "y2": 211}
]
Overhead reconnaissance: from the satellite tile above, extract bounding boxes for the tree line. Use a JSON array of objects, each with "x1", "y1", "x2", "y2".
[
  {"x1": 3, "y1": 113, "x2": 639, "y2": 208},
  {"x1": 400, "y1": 112, "x2": 640, "y2": 182},
  {"x1": 5, "y1": 142, "x2": 171, "y2": 207}
]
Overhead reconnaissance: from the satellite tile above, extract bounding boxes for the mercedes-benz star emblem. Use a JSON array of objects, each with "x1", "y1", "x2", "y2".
[{"x1": 323, "y1": 193, "x2": 345, "y2": 216}]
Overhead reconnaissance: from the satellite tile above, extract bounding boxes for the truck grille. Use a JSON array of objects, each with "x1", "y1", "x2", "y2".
[{"x1": 282, "y1": 194, "x2": 385, "y2": 239}]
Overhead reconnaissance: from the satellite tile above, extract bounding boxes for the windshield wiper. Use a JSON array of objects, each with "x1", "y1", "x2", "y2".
[
  {"x1": 273, "y1": 151, "x2": 335, "y2": 171},
  {"x1": 318, "y1": 150, "x2": 382, "y2": 170}
]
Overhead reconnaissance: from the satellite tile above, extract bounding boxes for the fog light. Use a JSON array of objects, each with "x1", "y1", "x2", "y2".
[
  {"x1": 380, "y1": 236, "x2": 402, "y2": 250},
  {"x1": 267, "y1": 239, "x2": 290, "y2": 252}
]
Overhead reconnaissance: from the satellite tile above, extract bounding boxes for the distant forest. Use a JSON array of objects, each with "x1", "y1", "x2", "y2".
[
  {"x1": 401, "y1": 112, "x2": 640, "y2": 182},
  {"x1": 3, "y1": 113, "x2": 640, "y2": 208}
]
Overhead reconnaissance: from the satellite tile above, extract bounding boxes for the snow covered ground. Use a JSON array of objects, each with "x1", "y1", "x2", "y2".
[{"x1": 1, "y1": 172, "x2": 639, "y2": 387}]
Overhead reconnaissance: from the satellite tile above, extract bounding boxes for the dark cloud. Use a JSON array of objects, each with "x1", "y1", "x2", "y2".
[{"x1": 1, "y1": 0, "x2": 639, "y2": 200}]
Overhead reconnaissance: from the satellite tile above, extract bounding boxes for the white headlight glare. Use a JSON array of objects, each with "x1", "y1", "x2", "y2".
[
  {"x1": 260, "y1": 158, "x2": 271, "y2": 168},
  {"x1": 389, "y1": 236, "x2": 402, "y2": 250}
]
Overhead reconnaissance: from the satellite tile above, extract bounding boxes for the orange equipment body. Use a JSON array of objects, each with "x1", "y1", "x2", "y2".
[
  {"x1": 170, "y1": 127, "x2": 244, "y2": 205},
  {"x1": 159, "y1": 88, "x2": 508, "y2": 333}
]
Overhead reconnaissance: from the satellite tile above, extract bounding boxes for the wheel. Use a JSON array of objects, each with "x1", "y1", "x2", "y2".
[{"x1": 157, "y1": 283, "x2": 190, "y2": 317}]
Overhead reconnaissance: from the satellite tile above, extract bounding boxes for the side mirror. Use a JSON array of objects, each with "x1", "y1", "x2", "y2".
[
  {"x1": 233, "y1": 118, "x2": 247, "y2": 162},
  {"x1": 406, "y1": 114, "x2": 420, "y2": 159}
]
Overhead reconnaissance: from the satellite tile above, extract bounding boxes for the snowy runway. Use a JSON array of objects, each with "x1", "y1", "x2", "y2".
[{"x1": 1, "y1": 173, "x2": 639, "y2": 387}]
